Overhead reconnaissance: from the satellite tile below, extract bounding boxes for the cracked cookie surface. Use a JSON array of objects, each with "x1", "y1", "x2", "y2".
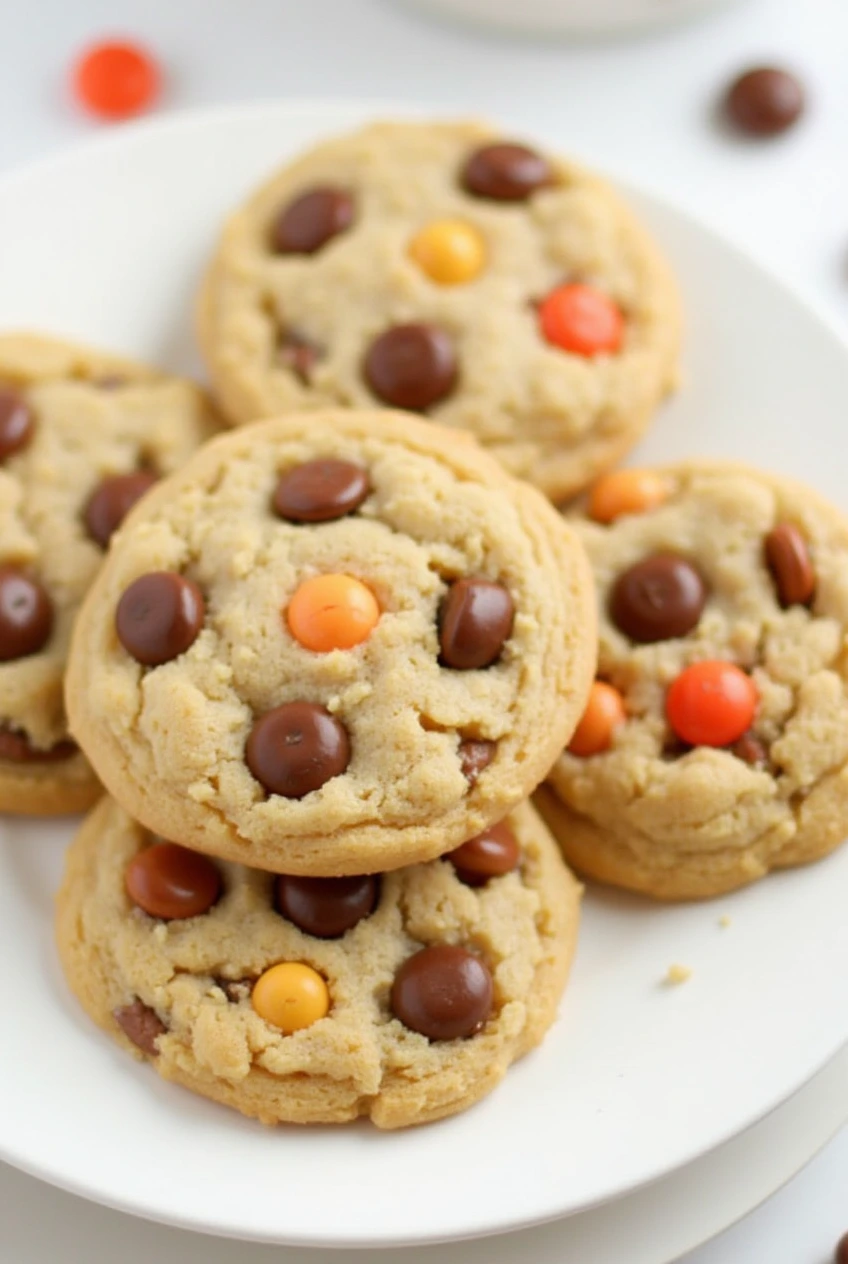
[
  {"x1": 0, "y1": 333, "x2": 216, "y2": 814},
  {"x1": 197, "y1": 119, "x2": 681, "y2": 502},
  {"x1": 65, "y1": 409, "x2": 596, "y2": 875},
  {"x1": 539, "y1": 461, "x2": 848, "y2": 899},
  {"x1": 55, "y1": 795, "x2": 580, "y2": 1129}
]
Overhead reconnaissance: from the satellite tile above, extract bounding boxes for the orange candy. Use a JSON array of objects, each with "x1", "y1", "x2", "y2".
[
  {"x1": 666, "y1": 661, "x2": 757, "y2": 748},
  {"x1": 568, "y1": 681, "x2": 626, "y2": 756},
  {"x1": 287, "y1": 574, "x2": 380, "y2": 652},
  {"x1": 251, "y1": 962, "x2": 329, "y2": 1033},
  {"x1": 72, "y1": 40, "x2": 160, "y2": 120},
  {"x1": 539, "y1": 283, "x2": 624, "y2": 357},
  {"x1": 588, "y1": 469, "x2": 668, "y2": 524}
]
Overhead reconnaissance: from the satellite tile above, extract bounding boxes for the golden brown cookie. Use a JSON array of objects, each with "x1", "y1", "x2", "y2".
[
  {"x1": 540, "y1": 461, "x2": 848, "y2": 900},
  {"x1": 55, "y1": 795, "x2": 581, "y2": 1129},
  {"x1": 65, "y1": 409, "x2": 596, "y2": 873},
  {"x1": 0, "y1": 333, "x2": 217, "y2": 815},
  {"x1": 197, "y1": 119, "x2": 681, "y2": 501}
]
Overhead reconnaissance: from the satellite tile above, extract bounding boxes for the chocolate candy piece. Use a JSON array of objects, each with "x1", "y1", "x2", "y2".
[
  {"x1": 439, "y1": 578, "x2": 514, "y2": 670},
  {"x1": 115, "y1": 572, "x2": 205, "y2": 666},
  {"x1": 84, "y1": 470, "x2": 158, "y2": 547},
  {"x1": 0, "y1": 388, "x2": 34, "y2": 461},
  {"x1": 390, "y1": 945, "x2": 493, "y2": 1041},
  {"x1": 278, "y1": 330, "x2": 321, "y2": 383},
  {"x1": 275, "y1": 873, "x2": 379, "y2": 938},
  {"x1": 448, "y1": 821, "x2": 520, "y2": 887},
  {"x1": 0, "y1": 728, "x2": 76, "y2": 763},
  {"x1": 610, "y1": 553, "x2": 706, "y2": 643},
  {"x1": 729, "y1": 731, "x2": 768, "y2": 767},
  {"x1": 273, "y1": 458, "x2": 369, "y2": 523},
  {"x1": 114, "y1": 998, "x2": 166, "y2": 1055},
  {"x1": 836, "y1": 1232, "x2": 848, "y2": 1264},
  {"x1": 271, "y1": 187, "x2": 354, "y2": 255},
  {"x1": 126, "y1": 841, "x2": 221, "y2": 920},
  {"x1": 363, "y1": 323, "x2": 457, "y2": 411},
  {"x1": 462, "y1": 142, "x2": 553, "y2": 201},
  {"x1": 246, "y1": 702, "x2": 350, "y2": 798},
  {"x1": 0, "y1": 567, "x2": 53, "y2": 661},
  {"x1": 458, "y1": 738, "x2": 496, "y2": 786},
  {"x1": 765, "y1": 522, "x2": 815, "y2": 607},
  {"x1": 724, "y1": 67, "x2": 805, "y2": 137}
]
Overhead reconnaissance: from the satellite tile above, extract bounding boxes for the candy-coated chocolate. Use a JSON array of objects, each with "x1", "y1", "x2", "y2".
[
  {"x1": 363, "y1": 323, "x2": 457, "y2": 411},
  {"x1": 72, "y1": 40, "x2": 160, "y2": 120},
  {"x1": 835, "y1": 1231, "x2": 848, "y2": 1264},
  {"x1": 588, "y1": 469, "x2": 668, "y2": 523},
  {"x1": 666, "y1": 661, "x2": 757, "y2": 748},
  {"x1": 0, "y1": 729, "x2": 76, "y2": 763},
  {"x1": 251, "y1": 961, "x2": 330, "y2": 1032},
  {"x1": 765, "y1": 522, "x2": 815, "y2": 607},
  {"x1": 610, "y1": 553, "x2": 707, "y2": 643},
  {"x1": 539, "y1": 283, "x2": 624, "y2": 357},
  {"x1": 724, "y1": 66, "x2": 804, "y2": 137},
  {"x1": 448, "y1": 821, "x2": 519, "y2": 887},
  {"x1": 115, "y1": 572, "x2": 205, "y2": 666},
  {"x1": 271, "y1": 187, "x2": 354, "y2": 255},
  {"x1": 287, "y1": 574, "x2": 380, "y2": 652},
  {"x1": 458, "y1": 738, "x2": 496, "y2": 785},
  {"x1": 278, "y1": 330, "x2": 321, "y2": 384},
  {"x1": 0, "y1": 567, "x2": 53, "y2": 661},
  {"x1": 126, "y1": 842, "x2": 221, "y2": 920},
  {"x1": 275, "y1": 873, "x2": 379, "y2": 938},
  {"x1": 461, "y1": 142, "x2": 552, "y2": 201},
  {"x1": 84, "y1": 470, "x2": 158, "y2": 547},
  {"x1": 568, "y1": 681, "x2": 626, "y2": 756},
  {"x1": 390, "y1": 945, "x2": 493, "y2": 1040},
  {"x1": 246, "y1": 702, "x2": 350, "y2": 798},
  {"x1": 273, "y1": 458, "x2": 369, "y2": 523},
  {"x1": 439, "y1": 577, "x2": 513, "y2": 670},
  {"x1": 114, "y1": 998, "x2": 165, "y2": 1054},
  {"x1": 408, "y1": 219, "x2": 486, "y2": 285},
  {"x1": 728, "y1": 731, "x2": 768, "y2": 767},
  {"x1": 0, "y1": 388, "x2": 34, "y2": 461}
]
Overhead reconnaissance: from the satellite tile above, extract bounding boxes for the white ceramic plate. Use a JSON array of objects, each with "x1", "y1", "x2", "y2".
[{"x1": 2, "y1": 101, "x2": 848, "y2": 1249}]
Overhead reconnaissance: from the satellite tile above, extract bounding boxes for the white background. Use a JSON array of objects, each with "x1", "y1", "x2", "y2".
[{"x1": 1, "y1": 0, "x2": 847, "y2": 1259}]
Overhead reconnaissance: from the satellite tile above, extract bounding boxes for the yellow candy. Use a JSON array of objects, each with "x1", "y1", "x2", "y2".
[
  {"x1": 408, "y1": 219, "x2": 486, "y2": 286},
  {"x1": 251, "y1": 962, "x2": 330, "y2": 1033}
]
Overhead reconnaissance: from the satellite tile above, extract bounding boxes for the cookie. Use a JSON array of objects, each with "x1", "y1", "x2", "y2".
[
  {"x1": 538, "y1": 462, "x2": 848, "y2": 900},
  {"x1": 0, "y1": 333, "x2": 216, "y2": 815},
  {"x1": 197, "y1": 119, "x2": 681, "y2": 502},
  {"x1": 55, "y1": 794, "x2": 581, "y2": 1129},
  {"x1": 65, "y1": 409, "x2": 596, "y2": 874}
]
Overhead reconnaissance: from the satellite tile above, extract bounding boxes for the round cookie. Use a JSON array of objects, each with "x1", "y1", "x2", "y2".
[
  {"x1": 539, "y1": 461, "x2": 848, "y2": 900},
  {"x1": 55, "y1": 795, "x2": 581, "y2": 1129},
  {"x1": 197, "y1": 119, "x2": 681, "y2": 502},
  {"x1": 0, "y1": 333, "x2": 217, "y2": 815},
  {"x1": 65, "y1": 409, "x2": 596, "y2": 874}
]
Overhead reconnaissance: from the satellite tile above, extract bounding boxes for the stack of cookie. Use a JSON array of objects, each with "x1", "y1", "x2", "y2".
[{"x1": 57, "y1": 409, "x2": 596, "y2": 1127}]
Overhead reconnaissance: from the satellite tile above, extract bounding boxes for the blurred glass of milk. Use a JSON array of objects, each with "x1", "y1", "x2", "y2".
[{"x1": 400, "y1": 0, "x2": 744, "y2": 37}]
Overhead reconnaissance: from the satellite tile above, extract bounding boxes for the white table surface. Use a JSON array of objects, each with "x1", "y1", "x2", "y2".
[{"x1": 2, "y1": 0, "x2": 848, "y2": 1259}]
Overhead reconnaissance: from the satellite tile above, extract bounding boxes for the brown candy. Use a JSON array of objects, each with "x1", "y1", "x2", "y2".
[
  {"x1": 390, "y1": 945, "x2": 494, "y2": 1041},
  {"x1": 113, "y1": 998, "x2": 166, "y2": 1055},
  {"x1": 278, "y1": 330, "x2": 321, "y2": 383},
  {"x1": 0, "y1": 728, "x2": 76, "y2": 763},
  {"x1": 610, "y1": 553, "x2": 706, "y2": 643},
  {"x1": 271, "y1": 187, "x2": 354, "y2": 254},
  {"x1": 84, "y1": 470, "x2": 158, "y2": 547},
  {"x1": 115, "y1": 572, "x2": 205, "y2": 666},
  {"x1": 724, "y1": 67, "x2": 805, "y2": 137},
  {"x1": 246, "y1": 701, "x2": 350, "y2": 798},
  {"x1": 439, "y1": 578, "x2": 514, "y2": 670},
  {"x1": 363, "y1": 323, "x2": 457, "y2": 411},
  {"x1": 462, "y1": 142, "x2": 553, "y2": 201},
  {"x1": 126, "y1": 841, "x2": 221, "y2": 920},
  {"x1": 275, "y1": 873, "x2": 379, "y2": 938},
  {"x1": 0, "y1": 388, "x2": 34, "y2": 460},
  {"x1": 765, "y1": 522, "x2": 815, "y2": 607},
  {"x1": 273, "y1": 458, "x2": 370, "y2": 523},
  {"x1": 836, "y1": 1232, "x2": 848, "y2": 1264},
  {"x1": 0, "y1": 567, "x2": 53, "y2": 661},
  {"x1": 458, "y1": 738, "x2": 496, "y2": 786},
  {"x1": 448, "y1": 821, "x2": 520, "y2": 887},
  {"x1": 729, "y1": 731, "x2": 768, "y2": 767}
]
